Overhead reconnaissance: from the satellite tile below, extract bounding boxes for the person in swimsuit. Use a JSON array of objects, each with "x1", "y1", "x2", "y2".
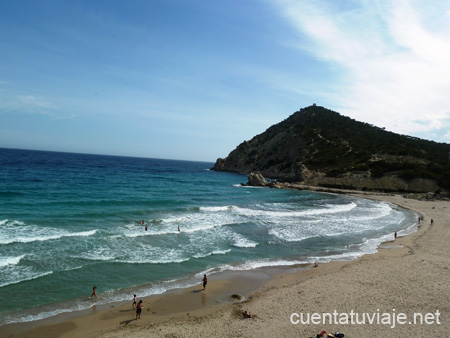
[
  {"x1": 202, "y1": 274, "x2": 207, "y2": 290},
  {"x1": 132, "y1": 294, "x2": 137, "y2": 308},
  {"x1": 136, "y1": 300, "x2": 143, "y2": 319},
  {"x1": 91, "y1": 286, "x2": 97, "y2": 298}
]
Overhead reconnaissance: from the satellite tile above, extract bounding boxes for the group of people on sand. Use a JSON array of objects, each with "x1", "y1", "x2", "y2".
[
  {"x1": 90, "y1": 273, "x2": 259, "y2": 322},
  {"x1": 91, "y1": 287, "x2": 144, "y2": 320},
  {"x1": 93, "y1": 281, "x2": 255, "y2": 322},
  {"x1": 129, "y1": 275, "x2": 207, "y2": 320},
  {"x1": 89, "y1": 274, "x2": 209, "y2": 321},
  {"x1": 132, "y1": 294, "x2": 144, "y2": 319}
]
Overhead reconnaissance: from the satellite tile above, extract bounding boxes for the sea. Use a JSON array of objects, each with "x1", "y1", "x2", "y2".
[{"x1": 0, "y1": 148, "x2": 418, "y2": 326}]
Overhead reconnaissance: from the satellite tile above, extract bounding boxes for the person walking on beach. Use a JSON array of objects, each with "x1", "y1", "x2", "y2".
[
  {"x1": 394, "y1": 232, "x2": 397, "y2": 239},
  {"x1": 202, "y1": 274, "x2": 208, "y2": 290},
  {"x1": 136, "y1": 300, "x2": 143, "y2": 320},
  {"x1": 91, "y1": 286, "x2": 97, "y2": 298},
  {"x1": 132, "y1": 294, "x2": 137, "y2": 308}
]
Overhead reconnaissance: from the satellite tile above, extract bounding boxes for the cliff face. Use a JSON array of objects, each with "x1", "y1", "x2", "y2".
[
  {"x1": 212, "y1": 105, "x2": 450, "y2": 193},
  {"x1": 299, "y1": 172, "x2": 440, "y2": 193}
]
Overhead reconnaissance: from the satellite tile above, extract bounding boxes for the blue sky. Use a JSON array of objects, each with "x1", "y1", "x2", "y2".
[{"x1": 1, "y1": 0, "x2": 450, "y2": 162}]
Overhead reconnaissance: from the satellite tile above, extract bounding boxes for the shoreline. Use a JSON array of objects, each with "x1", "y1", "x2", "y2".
[{"x1": 3, "y1": 191, "x2": 449, "y2": 337}]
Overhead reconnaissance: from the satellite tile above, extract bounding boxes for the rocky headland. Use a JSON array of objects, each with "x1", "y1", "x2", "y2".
[{"x1": 214, "y1": 105, "x2": 450, "y2": 195}]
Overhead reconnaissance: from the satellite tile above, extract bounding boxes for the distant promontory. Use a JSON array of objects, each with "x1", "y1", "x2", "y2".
[{"x1": 212, "y1": 105, "x2": 450, "y2": 194}]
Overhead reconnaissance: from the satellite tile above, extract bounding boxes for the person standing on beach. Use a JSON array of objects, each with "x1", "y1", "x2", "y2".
[
  {"x1": 91, "y1": 286, "x2": 97, "y2": 298},
  {"x1": 394, "y1": 232, "x2": 397, "y2": 239},
  {"x1": 202, "y1": 274, "x2": 207, "y2": 290},
  {"x1": 132, "y1": 294, "x2": 137, "y2": 308},
  {"x1": 136, "y1": 300, "x2": 143, "y2": 319}
]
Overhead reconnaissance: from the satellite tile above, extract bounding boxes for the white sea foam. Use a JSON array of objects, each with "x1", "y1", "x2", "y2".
[
  {"x1": 119, "y1": 244, "x2": 190, "y2": 264},
  {"x1": 232, "y1": 240, "x2": 258, "y2": 248},
  {"x1": 0, "y1": 296, "x2": 101, "y2": 326},
  {"x1": 212, "y1": 249, "x2": 231, "y2": 255},
  {"x1": 196, "y1": 258, "x2": 310, "y2": 277},
  {"x1": 194, "y1": 249, "x2": 232, "y2": 258},
  {"x1": 233, "y1": 202, "x2": 357, "y2": 218},
  {"x1": 123, "y1": 223, "x2": 219, "y2": 238},
  {"x1": 0, "y1": 270, "x2": 53, "y2": 288},
  {"x1": 123, "y1": 211, "x2": 239, "y2": 238},
  {"x1": 231, "y1": 233, "x2": 258, "y2": 248},
  {"x1": 77, "y1": 248, "x2": 191, "y2": 264},
  {"x1": 199, "y1": 205, "x2": 234, "y2": 212},
  {"x1": 193, "y1": 252, "x2": 212, "y2": 259},
  {"x1": 267, "y1": 228, "x2": 312, "y2": 242},
  {"x1": 69, "y1": 230, "x2": 97, "y2": 237},
  {"x1": 0, "y1": 254, "x2": 25, "y2": 267},
  {"x1": 115, "y1": 257, "x2": 191, "y2": 264},
  {"x1": 78, "y1": 252, "x2": 117, "y2": 262},
  {"x1": 309, "y1": 251, "x2": 365, "y2": 263},
  {"x1": 0, "y1": 223, "x2": 97, "y2": 245},
  {"x1": 1, "y1": 305, "x2": 86, "y2": 325},
  {"x1": 0, "y1": 219, "x2": 25, "y2": 227}
]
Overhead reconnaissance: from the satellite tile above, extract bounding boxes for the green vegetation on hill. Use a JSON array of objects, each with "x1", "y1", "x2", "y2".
[{"x1": 212, "y1": 105, "x2": 450, "y2": 191}]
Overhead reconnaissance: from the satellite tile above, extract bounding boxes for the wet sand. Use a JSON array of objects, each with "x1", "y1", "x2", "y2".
[{"x1": 3, "y1": 193, "x2": 449, "y2": 337}]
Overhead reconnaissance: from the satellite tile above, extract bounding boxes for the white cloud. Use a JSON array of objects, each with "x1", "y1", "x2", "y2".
[
  {"x1": 0, "y1": 91, "x2": 75, "y2": 120},
  {"x1": 271, "y1": 0, "x2": 450, "y2": 142}
]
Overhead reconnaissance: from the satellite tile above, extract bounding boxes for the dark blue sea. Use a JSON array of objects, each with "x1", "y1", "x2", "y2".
[{"x1": 0, "y1": 148, "x2": 417, "y2": 325}]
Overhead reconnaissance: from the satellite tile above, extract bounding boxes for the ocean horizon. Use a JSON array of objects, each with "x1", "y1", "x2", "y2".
[{"x1": 0, "y1": 148, "x2": 418, "y2": 326}]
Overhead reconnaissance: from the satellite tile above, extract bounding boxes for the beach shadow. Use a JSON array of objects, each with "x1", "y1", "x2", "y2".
[
  {"x1": 190, "y1": 289, "x2": 203, "y2": 293},
  {"x1": 120, "y1": 319, "x2": 134, "y2": 326}
]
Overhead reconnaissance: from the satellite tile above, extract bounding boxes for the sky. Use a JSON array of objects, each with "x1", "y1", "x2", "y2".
[{"x1": 1, "y1": 0, "x2": 450, "y2": 162}]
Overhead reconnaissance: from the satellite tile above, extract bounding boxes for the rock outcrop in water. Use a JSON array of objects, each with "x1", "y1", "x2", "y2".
[
  {"x1": 213, "y1": 105, "x2": 450, "y2": 193},
  {"x1": 245, "y1": 171, "x2": 267, "y2": 187}
]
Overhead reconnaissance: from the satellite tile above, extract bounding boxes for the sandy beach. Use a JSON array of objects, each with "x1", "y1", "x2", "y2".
[{"x1": 3, "y1": 193, "x2": 449, "y2": 338}]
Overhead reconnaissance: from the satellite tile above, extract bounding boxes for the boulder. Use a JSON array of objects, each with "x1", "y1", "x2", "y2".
[{"x1": 246, "y1": 172, "x2": 267, "y2": 187}]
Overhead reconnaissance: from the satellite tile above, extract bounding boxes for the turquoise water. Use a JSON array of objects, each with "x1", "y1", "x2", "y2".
[{"x1": 0, "y1": 148, "x2": 417, "y2": 325}]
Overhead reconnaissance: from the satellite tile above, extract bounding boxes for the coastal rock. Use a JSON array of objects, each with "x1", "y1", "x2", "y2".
[
  {"x1": 246, "y1": 171, "x2": 267, "y2": 187},
  {"x1": 301, "y1": 172, "x2": 441, "y2": 193}
]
